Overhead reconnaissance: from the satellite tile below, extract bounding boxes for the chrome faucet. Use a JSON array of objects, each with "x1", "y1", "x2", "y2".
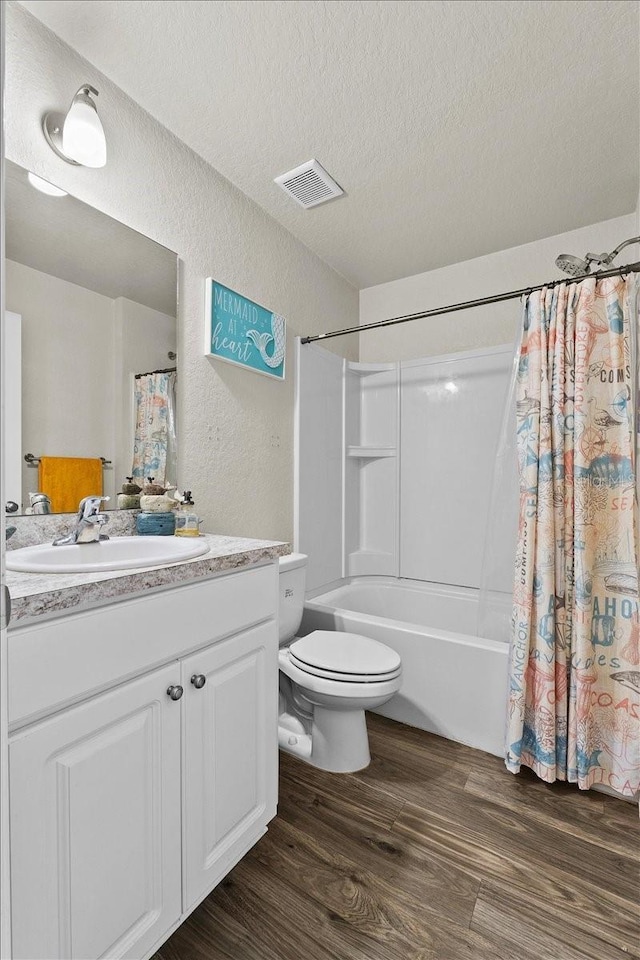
[{"x1": 53, "y1": 496, "x2": 110, "y2": 546}]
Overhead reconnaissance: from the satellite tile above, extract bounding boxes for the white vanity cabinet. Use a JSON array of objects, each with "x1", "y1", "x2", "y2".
[
  {"x1": 181, "y1": 620, "x2": 275, "y2": 909},
  {"x1": 7, "y1": 562, "x2": 279, "y2": 960},
  {"x1": 9, "y1": 664, "x2": 183, "y2": 960}
]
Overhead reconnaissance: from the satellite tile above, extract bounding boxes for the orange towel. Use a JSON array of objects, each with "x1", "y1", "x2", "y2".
[{"x1": 38, "y1": 457, "x2": 103, "y2": 514}]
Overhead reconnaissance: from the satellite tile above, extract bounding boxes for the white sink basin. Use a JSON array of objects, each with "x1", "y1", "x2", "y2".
[{"x1": 6, "y1": 536, "x2": 210, "y2": 574}]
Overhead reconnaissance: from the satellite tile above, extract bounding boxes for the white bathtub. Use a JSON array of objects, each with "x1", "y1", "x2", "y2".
[{"x1": 301, "y1": 577, "x2": 510, "y2": 757}]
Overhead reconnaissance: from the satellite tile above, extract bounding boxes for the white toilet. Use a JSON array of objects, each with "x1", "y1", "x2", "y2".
[{"x1": 278, "y1": 553, "x2": 402, "y2": 772}]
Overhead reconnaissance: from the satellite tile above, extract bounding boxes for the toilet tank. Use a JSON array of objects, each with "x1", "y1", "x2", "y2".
[{"x1": 278, "y1": 553, "x2": 308, "y2": 644}]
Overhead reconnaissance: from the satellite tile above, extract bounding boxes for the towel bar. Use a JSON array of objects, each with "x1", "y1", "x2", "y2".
[{"x1": 24, "y1": 453, "x2": 112, "y2": 467}]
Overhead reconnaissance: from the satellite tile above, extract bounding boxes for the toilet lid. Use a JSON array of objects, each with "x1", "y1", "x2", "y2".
[{"x1": 289, "y1": 631, "x2": 401, "y2": 681}]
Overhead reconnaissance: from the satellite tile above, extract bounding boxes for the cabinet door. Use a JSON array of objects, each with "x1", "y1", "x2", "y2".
[
  {"x1": 182, "y1": 620, "x2": 278, "y2": 909},
  {"x1": 10, "y1": 664, "x2": 182, "y2": 960}
]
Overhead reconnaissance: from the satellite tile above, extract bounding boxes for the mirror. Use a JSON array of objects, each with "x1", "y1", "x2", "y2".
[{"x1": 4, "y1": 160, "x2": 178, "y2": 515}]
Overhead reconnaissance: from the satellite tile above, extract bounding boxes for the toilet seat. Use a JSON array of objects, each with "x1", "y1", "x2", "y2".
[
  {"x1": 288, "y1": 630, "x2": 401, "y2": 684},
  {"x1": 279, "y1": 648, "x2": 402, "y2": 701},
  {"x1": 287, "y1": 657, "x2": 402, "y2": 683}
]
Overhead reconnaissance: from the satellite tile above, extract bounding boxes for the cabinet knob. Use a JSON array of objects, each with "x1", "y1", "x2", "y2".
[
  {"x1": 190, "y1": 674, "x2": 206, "y2": 689},
  {"x1": 166, "y1": 684, "x2": 184, "y2": 701}
]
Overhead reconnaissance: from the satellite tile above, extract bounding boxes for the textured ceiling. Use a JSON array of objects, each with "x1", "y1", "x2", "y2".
[
  {"x1": 18, "y1": 0, "x2": 640, "y2": 288},
  {"x1": 6, "y1": 160, "x2": 177, "y2": 314}
]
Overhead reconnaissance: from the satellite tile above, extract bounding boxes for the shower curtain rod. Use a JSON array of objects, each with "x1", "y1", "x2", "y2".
[
  {"x1": 300, "y1": 260, "x2": 640, "y2": 344},
  {"x1": 134, "y1": 366, "x2": 177, "y2": 379}
]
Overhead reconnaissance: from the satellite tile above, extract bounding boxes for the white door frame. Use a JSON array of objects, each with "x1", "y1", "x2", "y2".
[{"x1": 1, "y1": 0, "x2": 13, "y2": 953}]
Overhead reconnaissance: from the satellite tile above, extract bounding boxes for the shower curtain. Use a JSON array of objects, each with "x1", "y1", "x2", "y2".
[
  {"x1": 132, "y1": 371, "x2": 177, "y2": 486},
  {"x1": 506, "y1": 275, "x2": 639, "y2": 797}
]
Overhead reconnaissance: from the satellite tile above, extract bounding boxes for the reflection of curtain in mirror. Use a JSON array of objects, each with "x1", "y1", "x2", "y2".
[{"x1": 132, "y1": 371, "x2": 177, "y2": 485}]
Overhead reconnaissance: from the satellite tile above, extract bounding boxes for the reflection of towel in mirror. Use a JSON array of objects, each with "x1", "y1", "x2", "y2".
[{"x1": 38, "y1": 457, "x2": 103, "y2": 513}]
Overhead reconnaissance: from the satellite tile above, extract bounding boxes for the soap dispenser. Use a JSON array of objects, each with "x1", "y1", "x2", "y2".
[{"x1": 174, "y1": 491, "x2": 199, "y2": 537}]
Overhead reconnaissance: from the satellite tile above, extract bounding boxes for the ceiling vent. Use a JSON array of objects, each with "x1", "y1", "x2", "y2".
[{"x1": 274, "y1": 159, "x2": 344, "y2": 209}]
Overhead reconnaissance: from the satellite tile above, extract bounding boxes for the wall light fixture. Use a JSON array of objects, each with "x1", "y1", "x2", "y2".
[{"x1": 43, "y1": 84, "x2": 107, "y2": 168}]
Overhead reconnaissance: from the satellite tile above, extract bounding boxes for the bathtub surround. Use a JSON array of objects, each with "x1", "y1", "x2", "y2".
[
  {"x1": 5, "y1": 2, "x2": 358, "y2": 544},
  {"x1": 508, "y1": 275, "x2": 639, "y2": 797},
  {"x1": 296, "y1": 341, "x2": 515, "y2": 755},
  {"x1": 297, "y1": 341, "x2": 515, "y2": 596}
]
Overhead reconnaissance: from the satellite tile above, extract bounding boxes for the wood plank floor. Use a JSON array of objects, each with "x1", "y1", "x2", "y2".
[{"x1": 153, "y1": 714, "x2": 639, "y2": 960}]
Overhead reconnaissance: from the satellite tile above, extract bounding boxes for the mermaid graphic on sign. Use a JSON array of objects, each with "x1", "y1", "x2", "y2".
[{"x1": 247, "y1": 314, "x2": 286, "y2": 370}]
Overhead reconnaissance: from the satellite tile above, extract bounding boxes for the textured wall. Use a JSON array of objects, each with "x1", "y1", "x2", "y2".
[
  {"x1": 5, "y1": 3, "x2": 358, "y2": 542},
  {"x1": 360, "y1": 214, "x2": 639, "y2": 361}
]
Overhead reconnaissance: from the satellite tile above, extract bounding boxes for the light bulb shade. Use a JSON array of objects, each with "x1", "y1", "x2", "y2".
[
  {"x1": 61, "y1": 86, "x2": 106, "y2": 168},
  {"x1": 27, "y1": 172, "x2": 68, "y2": 197}
]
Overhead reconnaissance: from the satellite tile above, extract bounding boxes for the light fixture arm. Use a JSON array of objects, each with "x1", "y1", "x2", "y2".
[{"x1": 78, "y1": 84, "x2": 99, "y2": 99}]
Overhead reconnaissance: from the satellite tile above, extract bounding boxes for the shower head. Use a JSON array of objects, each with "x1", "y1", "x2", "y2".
[
  {"x1": 555, "y1": 236, "x2": 640, "y2": 277},
  {"x1": 555, "y1": 253, "x2": 591, "y2": 277}
]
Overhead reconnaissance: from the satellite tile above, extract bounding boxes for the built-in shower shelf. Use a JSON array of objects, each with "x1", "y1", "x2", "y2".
[
  {"x1": 347, "y1": 361, "x2": 396, "y2": 377},
  {"x1": 347, "y1": 446, "x2": 397, "y2": 459}
]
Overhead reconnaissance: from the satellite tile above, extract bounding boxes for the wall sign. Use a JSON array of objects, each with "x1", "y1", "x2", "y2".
[{"x1": 205, "y1": 279, "x2": 286, "y2": 380}]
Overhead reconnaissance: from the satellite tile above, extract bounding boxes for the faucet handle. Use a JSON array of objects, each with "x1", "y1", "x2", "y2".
[
  {"x1": 86, "y1": 512, "x2": 109, "y2": 526},
  {"x1": 78, "y1": 495, "x2": 110, "y2": 519}
]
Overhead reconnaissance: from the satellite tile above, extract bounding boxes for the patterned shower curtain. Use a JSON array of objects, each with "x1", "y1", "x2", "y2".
[
  {"x1": 132, "y1": 371, "x2": 177, "y2": 486},
  {"x1": 507, "y1": 275, "x2": 639, "y2": 797}
]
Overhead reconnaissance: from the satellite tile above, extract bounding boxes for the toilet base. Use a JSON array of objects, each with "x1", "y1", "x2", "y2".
[
  {"x1": 308, "y1": 705, "x2": 371, "y2": 772},
  {"x1": 278, "y1": 706, "x2": 371, "y2": 772}
]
